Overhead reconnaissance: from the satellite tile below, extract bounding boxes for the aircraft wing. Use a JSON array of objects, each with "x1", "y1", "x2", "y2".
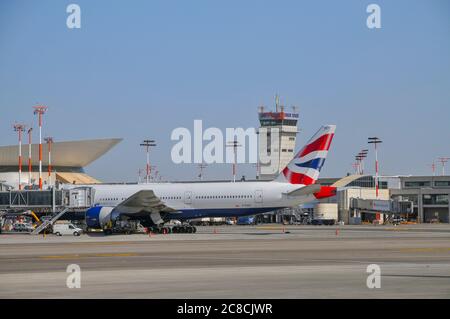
[
  {"x1": 115, "y1": 190, "x2": 179, "y2": 214},
  {"x1": 285, "y1": 184, "x2": 322, "y2": 197}
]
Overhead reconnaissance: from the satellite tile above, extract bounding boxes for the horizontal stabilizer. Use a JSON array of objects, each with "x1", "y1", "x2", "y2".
[{"x1": 285, "y1": 184, "x2": 322, "y2": 197}]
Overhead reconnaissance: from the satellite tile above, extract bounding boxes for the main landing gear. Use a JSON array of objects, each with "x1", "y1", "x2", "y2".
[
  {"x1": 147, "y1": 225, "x2": 197, "y2": 234},
  {"x1": 172, "y1": 225, "x2": 197, "y2": 234}
]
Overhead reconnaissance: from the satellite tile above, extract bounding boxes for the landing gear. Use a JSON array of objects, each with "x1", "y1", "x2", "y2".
[
  {"x1": 143, "y1": 221, "x2": 197, "y2": 235},
  {"x1": 148, "y1": 226, "x2": 172, "y2": 234},
  {"x1": 172, "y1": 225, "x2": 196, "y2": 234}
]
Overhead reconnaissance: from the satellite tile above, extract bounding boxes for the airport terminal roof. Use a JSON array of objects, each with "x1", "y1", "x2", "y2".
[{"x1": 0, "y1": 138, "x2": 122, "y2": 168}]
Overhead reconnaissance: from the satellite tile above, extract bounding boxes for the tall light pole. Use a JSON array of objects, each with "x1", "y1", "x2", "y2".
[
  {"x1": 355, "y1": 156, "x2": 362, "y2": 174},
  {"x1": 226, "y1": 138, "x2": 242, "y2": 182},
  {"x1": 352, "y1": 162, "x2": 359, "y2": 175},
  {"x1": 44, "y1": 137, "x2": 53, "y2": 186},
  {"x1": 197, "y1": 163, "x2": 207, "y2": 181},
  {"x1": 27, "y1": 127, "x2": 33, "y2": 187},
  {"x1": 438, "y1": 157, "x2": 450, "y2": 176},
  {"x1": 33, "y1": 105, "x2": 48, "y2": 190},
  {"x1": 368, "y1": 137, "x2": 383, "y2": 198},
  {"x1": 137, "y1": 168, "x2": 143, "y2": 183},
  {"x1": 13, "y1": 123, "x2": 26, "y2": 190},
  {"x1": 253, "y1": 162, "x2": 261, "y2": 180},
  {"x1": 358, "y1": 150, "x2": 369, "y2": 174},
  {"x1": 355, "y1": 150, "x2": 368, "y2": 175},
  {"x1": 140, "y1": 139, "x2": 156, "y2": 183}
]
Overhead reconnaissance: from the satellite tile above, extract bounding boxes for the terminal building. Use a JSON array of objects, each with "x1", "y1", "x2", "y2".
[
  {"x1": 310, "y1": 175, "x2": 450, "y2": 224},
  {"x1": 0, "y1": 138, "x2": 122, "y2": 189}
]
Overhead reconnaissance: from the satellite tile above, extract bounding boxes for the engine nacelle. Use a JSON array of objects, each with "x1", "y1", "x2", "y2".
[{"x1": 85, "y1": 206, "x2": 115, "y2": 229}]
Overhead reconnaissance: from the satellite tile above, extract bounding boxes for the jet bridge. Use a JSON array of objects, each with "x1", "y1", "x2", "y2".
[
  {"x1": 0, "y1": 187, "x2": 95, "y2": 234},
  {"x1": 0, "y1": 187, "x2": 95, "y2": 212}
]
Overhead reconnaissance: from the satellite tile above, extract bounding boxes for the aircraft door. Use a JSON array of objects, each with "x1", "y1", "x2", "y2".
[
  {"x1": 254, "y1": 190, "x2": 263, "y2": 204},
  {"x1": 184, "y1": 191, "x2": 193, "y2": 205}
]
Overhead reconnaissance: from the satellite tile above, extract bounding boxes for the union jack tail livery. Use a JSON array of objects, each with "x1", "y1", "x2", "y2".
[{"x1": 276, "y1": 125, "x2": 336, "y2": 185}]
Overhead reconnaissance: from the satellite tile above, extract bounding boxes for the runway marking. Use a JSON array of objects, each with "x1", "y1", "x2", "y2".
[
  {"x1": 256, "y1": 227, "x2": 286, "y2": 230},
  {"x1": 399, "y1": 247, "x2": 450, "y2": 253},
  {"x1": 69, "y1": 242, "x2": 134, "y2": 246},
  {"x1": 40, "y1": 253, "x2": 138, "y2": 259}
]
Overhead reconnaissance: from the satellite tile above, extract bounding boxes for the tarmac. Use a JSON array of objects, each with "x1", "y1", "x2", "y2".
[{"x1": 1, "y1": 224, "x2": 450, "y2": 299}]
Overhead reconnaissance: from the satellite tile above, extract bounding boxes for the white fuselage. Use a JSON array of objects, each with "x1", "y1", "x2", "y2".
[{"x1": 86, "y1": 181, "x2": 315, "y2": 219}]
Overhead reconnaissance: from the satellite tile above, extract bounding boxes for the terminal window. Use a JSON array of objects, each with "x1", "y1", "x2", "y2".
[
  {"x1": 435, "y1": 181, "x2": 450, "y2": 187},
  {"x1": 405, "y1": 181, "x2": 431, "y2": 188},
  {"x1": 423, "y1": 194, "x2": 449, "y2": 205}
]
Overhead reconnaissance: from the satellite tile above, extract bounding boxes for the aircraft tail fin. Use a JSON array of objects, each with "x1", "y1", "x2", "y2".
[{"x1": 275, "y1": 125, "x2": 336, "y2": 185}]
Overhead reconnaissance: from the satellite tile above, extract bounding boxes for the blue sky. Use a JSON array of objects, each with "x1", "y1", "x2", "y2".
[{"x1": 1, "y1": 0, "x2": 449, "y2": 182}]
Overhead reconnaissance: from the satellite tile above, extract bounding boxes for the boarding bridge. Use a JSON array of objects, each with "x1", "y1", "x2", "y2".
[
  {"x1": 350, "y1": 198, "x2": 413, "y2": 214},
  {"x1": 0, "y1": 187, "x2": 95, "y2": 235},
  {"x1": 0, "y1": 187, "x2": 95, "y2": 212}
]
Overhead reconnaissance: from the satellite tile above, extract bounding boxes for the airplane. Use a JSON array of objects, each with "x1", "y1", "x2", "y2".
[{"x1": 84, "y1": 125, "x2": 337, "y2": 233}]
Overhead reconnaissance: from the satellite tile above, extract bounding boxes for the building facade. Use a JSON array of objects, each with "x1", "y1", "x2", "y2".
[{"x1": 391, "y1": 176, "x2": 450, "y2": 223}]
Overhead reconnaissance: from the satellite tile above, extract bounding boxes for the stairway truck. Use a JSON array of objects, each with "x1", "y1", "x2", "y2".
[{"x1": 313, "y1": 203, "x2": 338, "y2": 226}]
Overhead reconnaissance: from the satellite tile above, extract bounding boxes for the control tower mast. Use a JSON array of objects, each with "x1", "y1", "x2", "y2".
[{"x1": 258, "y1": 95, "x2": 300, "y2": 181}]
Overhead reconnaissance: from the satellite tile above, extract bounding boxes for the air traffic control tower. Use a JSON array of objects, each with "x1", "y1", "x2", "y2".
[{"x1": 258, "y1": 97, "x2": 299, "y2": 181}]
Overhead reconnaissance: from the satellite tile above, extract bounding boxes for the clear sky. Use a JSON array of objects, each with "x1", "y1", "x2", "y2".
[{"x1": 1, "y1": 0, "x2": 449, "y2": 182}]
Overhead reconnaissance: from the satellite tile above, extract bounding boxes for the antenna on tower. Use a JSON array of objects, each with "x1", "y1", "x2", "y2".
[
  {"x1": 438, "y1": 157, "x2": 450, "y2": 176},
  {"x1": 275, "y1": 94, "x2": 280, "y2": 112}
]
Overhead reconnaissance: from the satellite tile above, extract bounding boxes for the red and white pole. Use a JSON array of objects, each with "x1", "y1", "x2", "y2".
[
  {"x1": 375, "y1": 143, "x2": 379, "y2": 198},
  {"x1": 28, "y1": 128, "x2": 33, "y2": 187},
  {"x1": 33, "y1": 105, "x2": 48, "y2": 190},
  {"x1": 45, "y1": 137, "x2": 53, "y2": 186},
  {"x1": 140, "y1": 140, "x2": 156, "y2": 184},
  {"x1": 146, "y1": 145, "x2": 150, "y2": 183},
  {"x1": 19, "y1": 127, "x2": 23, "y2": 190},
  {"x1": 369, "y1": 137, "x2": 382, "y2": 199},
  {"x1": 14, "y1": 124, "x2": 26, "y2": 190}
]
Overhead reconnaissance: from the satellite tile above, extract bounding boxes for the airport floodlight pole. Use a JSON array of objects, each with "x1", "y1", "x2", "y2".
[
  {"x1": 430, "y1": 161, "x2": 436, "y2": 176},
  {"x1": 13, "y1": 123, "x2": 26, "y2": 190},
  {"x1": 253, "y1": 162, "x2": 261, "y2": 179},
  {"x1": 149, "y1": 165, "x2": 157, "y2": 182},
  {"x1": 358, "y1": 150, "x2": 368, "y2": 174},
  {"x1": 137, "y1": 168, "x2": 143, "y2": 183},
  {"x1": 352, "y1": 162, "x2": 359, "y2": 175},
  {"x1": 140, "y1": 140, "x2": 156, "y2": 183},
  {"x1": 27, "y1": 127, "x2": 33, "y2": 187},
  {"x1": 227, "y1": 139, "x2": 242, "y2": 183},
  {"x1": 368, "y1": 137, "x2": 383, "y2": 198},
  {"x1": 355, "y1": 156, "x2": 361, "y2": 174},
  {"x1": 44, "y1": 137, "x2": 53, "y2": 186},
  {"x1": 197, "y1": 163, "x2": 208, "y2": 181},
  {"x1": 33, "y1": 105, "x2": 48, "y2": 190},
  {"x1": 438, "y1": 157, "x2": 450, "y2": 176}
]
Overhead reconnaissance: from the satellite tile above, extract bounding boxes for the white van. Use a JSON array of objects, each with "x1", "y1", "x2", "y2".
[{"x1": 53, "y1": 223, "x2": 82, "y2": 236}]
